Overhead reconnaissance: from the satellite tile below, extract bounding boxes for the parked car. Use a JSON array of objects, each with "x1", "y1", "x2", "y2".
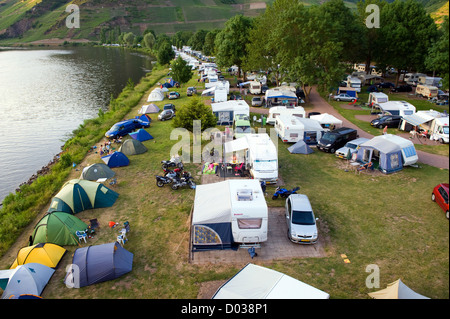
[
  {"x1": 377, "y1": 82, "x2": 395, "y2": 89},
  {"x1": 252, "y1": 96, "x2": 263, "y2": 107},
  {"x1": 105, "y1": 119, "x2": 150, "y2": 139},
  {"x1": 432, "y1": 183, "x2": 449, "y2": 219},
  {"x1": 168, "y1": 91, "x2": 180, "y2": 100},
  {"x1": 390, "y1": 85, "x2": 412, "y2": 93},
  {"x1": 186, "y1": 87, "x2": 197, "y2": 96},
  {"x1": 370, "y1": 115, "x2": 403, "y2": 129},
  {"x1": 317, "y1": 127, "x2": 358, "y2": 153},
  {"x1": 163, "y1": 103, "x2": 176, "y2": 113},
  {"x1": 158, "y1": 109, "x2": 175, "y2": 121},
  {"x1": 285, "y1": 194, "x2": 319, "y2": 244},
  {"x1": 335, "y1": 137, "x2": 370, "y2": 159},
  {"x1": 333, "y1": 93, "x2": 357, "y2": 102}
]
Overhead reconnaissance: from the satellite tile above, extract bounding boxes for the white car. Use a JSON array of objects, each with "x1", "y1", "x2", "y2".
[
  {"x1": 285, "y1": 194, "x2": 318, "y2": 244},
  {"x1": 335, "y1": 137, "x2": 369, "y2": 159}
]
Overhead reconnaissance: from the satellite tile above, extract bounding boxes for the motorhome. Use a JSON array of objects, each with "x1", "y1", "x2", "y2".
[
  {"x1": 249, "y1": 80, "x2": 262, "y2": 95},
  {"x1": 418, "y1": 76, "x2": 442, "y2": 88},
  {"x1": 347, "y1": 75, "x2": 362, "y2": 93},
  {"x1": 267, "y1": 106, "x2": 306, "y2": 125},
  {"x1": 378, "y1": 101, "x2": 416, "y2": 117},
  {"x1": 403, "y1": 73, "x2": 426, "y2": 86},
  {"x1": 415, "y1": 84, "x2": 439, "y2": 99},
  {"x1": 233, "y1": 114, "x2": 252, "y2": 139},
  {"x1": 224, "y1": 133, "x2": 278, "y2": 184},
  {"x1": 275, "y1": 115, "x2": 324, "y2": 144},
  {"x1": 191, "y1": 179, "x2": 268, "y2": 251},
  {"x1": 430, "y1": 116, "x2": 449, "y2": 143}
]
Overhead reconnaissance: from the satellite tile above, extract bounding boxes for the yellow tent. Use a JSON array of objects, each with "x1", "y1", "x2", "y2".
[
  {"x1": 368, "y1": 279, "x2": 429, "y2": 299},
  {"x1": 10, "y1": 243, "x2": 66, "y2": 269}
]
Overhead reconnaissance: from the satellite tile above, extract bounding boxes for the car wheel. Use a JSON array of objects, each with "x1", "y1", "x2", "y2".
[
  {"x1": 336, "y1": 98, "x2": 340, "y2": 101},
  {"x1": 431, "y1": 193, "x2": 436, "y2": 201},
  {"x1": 330, "y1": 148, "x2": 335, "y2": 154},
  {"x1": 378, "y1": 124, "x2": 384, "y2": 129}
]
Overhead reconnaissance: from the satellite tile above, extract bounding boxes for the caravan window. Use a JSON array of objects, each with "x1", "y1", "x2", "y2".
[
  {"x1": 403, "y1": 146, "x2": 417, "y2": 158},
  {"x1": 237, "y1": 218, "x2": 262, "y2": 229},
  {"x1": 290, "y1": 133, "x2": 299, "y2": 138},
  {"x1": 442, "y1": 126, "x2": 449, "y2": 134},
  {"x1": 403, "y1": 110, "x2": 414, "y2": 116}
]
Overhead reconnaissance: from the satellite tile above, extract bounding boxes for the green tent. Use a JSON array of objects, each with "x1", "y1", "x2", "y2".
[
  {"x1": 81, "y1": 163, "x2": 115, "y2": 181},
  {"x1": 118, "y1": 138, "x2": 148, "y2": 156},
  {"x1": 47, "y1": 179, "x2": 119, "y2": 214},
  {"x1": 31, "y1": 212, "x2": 88, "y2": 246}
]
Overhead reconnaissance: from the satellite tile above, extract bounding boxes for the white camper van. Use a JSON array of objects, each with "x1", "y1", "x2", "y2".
[
  {"x1": 267, "y1": 106, "x2": 306, "y2": 125},
  {"x1": 275, "y1": 116, "x2": 324, "y2": 144},
  {"x1": 430, "y1": 116, "x2": 449, "y2": 143},
  {"x1": 224, "y1": 134, "x2": 278, "y2": 184},
  {"x1": 347, "y1": 75, "x2": 362, "y2": 92},
  {"x1": 191, "y1": 179, "x2": 268, "y2": 251},
  {"x1": 378, "y1": 101, "x2": 416, "y2": 117},
  {"x1": 368, "y1": 92, "x2": 389, "y2": 106},
  {"x1": 249, "y1": 80, "x2": 262, "y2": 95}
]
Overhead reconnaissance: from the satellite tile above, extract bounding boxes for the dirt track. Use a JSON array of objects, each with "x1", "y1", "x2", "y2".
[{"x1": 250, "y1": 86, "x2": 449, "y2": 170}]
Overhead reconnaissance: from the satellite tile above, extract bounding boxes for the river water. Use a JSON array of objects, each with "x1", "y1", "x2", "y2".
[{"x1": 0, "y1": 46, "x2": 154, "y2": 203}]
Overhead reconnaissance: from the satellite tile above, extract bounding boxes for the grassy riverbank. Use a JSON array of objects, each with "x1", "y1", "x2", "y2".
[{"x1": 0, "y1": 67, "x2": 448, "y2": 299}]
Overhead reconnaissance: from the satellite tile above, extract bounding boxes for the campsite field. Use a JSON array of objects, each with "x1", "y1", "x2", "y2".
[{"x1": 1, "y1": 68, "x2": 448, "y2": 299}]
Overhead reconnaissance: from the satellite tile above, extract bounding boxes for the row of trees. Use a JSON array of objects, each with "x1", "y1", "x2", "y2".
[{"x1": 99, "y1": 0, "x2": 449, "y2": 93}]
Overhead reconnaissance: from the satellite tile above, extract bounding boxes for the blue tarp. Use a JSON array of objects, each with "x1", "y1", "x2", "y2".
[
  {"x1": 101, "y1": 151, "x2": 130, "y2": 168},
  {"x1": 129, "y1": 129, "x2": 153, "y2": 142},
  {"x1": 65, "y1": 242, "x2": 133, "y2": 288}
]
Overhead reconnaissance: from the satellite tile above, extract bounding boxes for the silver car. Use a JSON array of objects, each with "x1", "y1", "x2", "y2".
[
  {"x1": 333, "y1": 93, "x2": 357, "y2": 102},
  {"x1": 158, "y1": 109, "x2": 175, "y2": 121},
  {"x1": 335, "y1": 137, "x2": 369, "y2": 159},
  {"x1": 252, "y1": 96, "x2": 263, "y2": 107},
  {"x1": 285, "y1": 194, "x2": 318, "y2": 244}
]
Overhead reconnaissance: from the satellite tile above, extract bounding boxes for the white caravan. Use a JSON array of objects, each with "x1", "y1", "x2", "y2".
[
  {"x1": 249, "y1": 80, "x2": 262, "y2": 95},
  {"x1": 224, "y1": 133, "x2": 278, "y2": 184},
  {"x1": 418, "y1": 76, "x2": 442, "y2": 88},
  {"x1": 378, "y1": 101, "x2": 416, "y2": 117},
  {"x1": 275, "y1": 115, "x2": 324, "y2": 144},
  {"x1": 267, "y1": 106, "x2": 306, "y2": 125},
  {"x1": 347, "y1": 75, "x2": 362, "y2": 92}
]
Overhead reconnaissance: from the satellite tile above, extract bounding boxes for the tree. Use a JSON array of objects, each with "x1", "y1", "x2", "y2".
[
  {"x1": 157, "y1": 41, "x2": 175, "y2": 65},
  {"x1": 203, "y1": 29, "x2": 220, "y2": 56},
  {"x1": 123, "y1": 32, "x2": 135, "y2": 47},
  {"x1": 171, "y1": 56, "x2": 193, "y2": 85},
  {"x1": 426, "y1": 16, "x2": 449, "y2": 89},
  {"x1": 172, "y1": 31, "x2": 194, "y2": 49},
  {"x1": 172, "y1": 97, "x2": 216, "y2": 133},
  {"x1": 188, "y1": 29, "x2": 208, "y2": 51},
  {"x1": 215, "y1": 15, "x2": 253, "y2": 79},
  {"x1": 143, "y1": 32, "x2": 156, "y2": 49}
]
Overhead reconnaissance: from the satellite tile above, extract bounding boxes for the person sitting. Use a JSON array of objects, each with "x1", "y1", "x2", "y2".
[{"x1": 358, "y1": 162, "x2": 373, "y2": 171}]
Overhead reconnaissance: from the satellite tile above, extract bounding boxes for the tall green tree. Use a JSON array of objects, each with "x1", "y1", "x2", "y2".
[
  {"x1": 157, "y1": 41, "x2": 175, "y2": 65},
  {"x1": 203, "y1": 29, "x2": 220, "y2": 56},
  {"x1": 143, "y1": 32, "x2": 156, "y2": 49},
  {"x1": 215, "y1": 15, "x2": 253, "y2": 79},
  {"x1": 426, "y1": 16, "x2": 449, "y2": 89},
  {"x1": 123, "y1": 32, "x2": 135, "y2": 47},
  {"x1": 172, "y1": 97, "x2": 216, "y2": 132},
  {"x1": 171, "y1": 56, "x2": 193, "y2": 85},
  {"x1": 188, "y1": 29, "x2": 208, "y2": 51}
]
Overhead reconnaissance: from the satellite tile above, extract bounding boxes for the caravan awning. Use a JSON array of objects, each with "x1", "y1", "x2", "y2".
[
  {"x1": 402, "y1": 113, "x2": 433, "y2": 127},
  {"x1": 224, "y1": 137, "x2": 249, "y2": 154}
]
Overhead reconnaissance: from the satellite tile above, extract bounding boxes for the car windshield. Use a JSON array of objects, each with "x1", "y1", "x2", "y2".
[
  {"x1": 443, "y1": 126, "x2": 449, "y2": 134},
  {"x1": 346, "y1": 143, "x2": 357, "y2": 149},
  {"x1": 321, "y1": 132, "x2": 337, "y2": 143},
  {"x1": 236, "y1": 126, "x2": 251, "y2": 133},
  {"x1": 110, "y1": 124, "x2": 120, "y2": 131},
  {"x1": 292, "y1": 210, "x2": 315, "y2": 225}
]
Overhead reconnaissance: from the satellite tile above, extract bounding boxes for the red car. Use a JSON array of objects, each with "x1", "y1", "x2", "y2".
[{"x1": 432, "y1": 183, "x2": 449, "y2": 219}]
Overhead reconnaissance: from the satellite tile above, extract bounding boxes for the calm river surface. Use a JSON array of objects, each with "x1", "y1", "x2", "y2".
[{"x1": 0, "y1": 46, "x2": 154, "y2": 203}]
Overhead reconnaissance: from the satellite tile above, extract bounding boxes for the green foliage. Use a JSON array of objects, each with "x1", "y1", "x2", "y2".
[
  {"x1": 157, "y1": 41, "x2": 175, "y2": 65},
  {"x1": 170, "y1": 56, "x2": 193, "y2": 84},
  {"x1": 143, "y1": 32, "x2": 156, "y2": 49},
  {"x1": 426, "y1": 15, "x2": 449, "y2": 89},
  {"x1": 172, "y1": 97, "x2": 216, "y2": 132}
]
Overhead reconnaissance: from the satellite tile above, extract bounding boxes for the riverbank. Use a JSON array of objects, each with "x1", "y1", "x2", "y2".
[{"x1": 0, "y1": 63, "x2": 168, "y2": 257}]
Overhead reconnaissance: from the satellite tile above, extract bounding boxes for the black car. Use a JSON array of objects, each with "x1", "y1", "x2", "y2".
[
  {"x1": 317, "y1": 127, "x2": 358, "y2": 153},
  {"x1": 163, "y1": 103, "x2": 176, "y2": 112},
  {"x1": 377, "y1": 82, "x2": 395, "y2": 88},
  {"x1": 370, "y1": 115, "x2": 402, "y2": 129},
  {"x1": 391, "y1": 85, "x2": 412, "y2": 93}
]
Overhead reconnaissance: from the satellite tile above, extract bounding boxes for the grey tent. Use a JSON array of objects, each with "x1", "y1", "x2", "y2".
[
  {"x1": 81, "y1": 163, "x2": 115, "y2": 181},
  {"x1": 118, "y1": 138, "x2": 148, "y2": 155},
  {"x1": 138, "y1": 103, "x2": 160, "y2": 114},
  {"x1": 288, "y1": 140, "x2": 314, "y2": 154},
  {"x1": 64, "y1": 242, "x2": 133, "y2": 288},
  {"x1": 1, "y1": 263, "x2": 55, "y2": 299}
]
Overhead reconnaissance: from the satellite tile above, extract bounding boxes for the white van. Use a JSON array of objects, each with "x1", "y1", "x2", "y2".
[
  {"x1": 267, "y1": 106, "x2": 306, "y2": 125},
  {"x1": 430, "y1": 116, "x2": 449, "y2": 144}
]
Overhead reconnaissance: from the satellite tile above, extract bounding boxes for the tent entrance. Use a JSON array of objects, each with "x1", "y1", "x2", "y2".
[{"x1": 303, "y1": 131, "x2": 318, "y2": 145}]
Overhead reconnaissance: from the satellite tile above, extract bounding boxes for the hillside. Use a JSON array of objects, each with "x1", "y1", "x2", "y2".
[{"x1": 0, "y1": 0, "x2": 448, "y2": 43}]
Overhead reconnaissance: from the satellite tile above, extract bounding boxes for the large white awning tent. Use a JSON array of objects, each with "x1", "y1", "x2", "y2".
[
  {"x1": 368, "y1": 279, "x2": 429, "y2": 299},
  {"x1": 213, "y1": 263, "x2": 330, "y2": 299}
]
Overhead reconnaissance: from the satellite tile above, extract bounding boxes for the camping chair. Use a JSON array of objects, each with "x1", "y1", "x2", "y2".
[
  {"x1": 76, "y1": 231, "x2": 87, "y2": 243},
  {"x1": 234, "y1": 163, "x2": 244, "y2": 176},
  {"x1": 117, "y1": 235, "x2": 125, "y2": 246}
]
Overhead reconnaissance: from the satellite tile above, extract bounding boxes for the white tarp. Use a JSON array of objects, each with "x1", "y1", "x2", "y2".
[
  {"x1": 309, "y1": 113, "x2": 343, "y2": 126},
  {"x1": 224, "y1": 137, "x2": 250, "y2": 154},
  {"x1": 213, "y1": 263, "x2": 330, "y2": 299},
  {"x1": 192, "y1": 181, "x2": 232, "y2": 225}
]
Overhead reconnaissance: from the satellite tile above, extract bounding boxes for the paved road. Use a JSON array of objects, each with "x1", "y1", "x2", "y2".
[{"x1": 250, "y1": 87, "x2": 449, "y2": 170}]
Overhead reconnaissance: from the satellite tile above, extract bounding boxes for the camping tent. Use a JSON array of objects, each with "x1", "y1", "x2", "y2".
[
  {"x1": 147, "y1": 88, "x2": 164, "y2": 102},
  {"x1": 81, "y1": 163, "x2": 115, "y2": 181},
  {"x1": 309, "y1": 113, "x2": 343, "y2": 129},
  {"x1": 10, "y1": 243, "x2": 66, "y2": 269},
  {"x1": 118, "y1": 139, "x2": 147, "y2": 156},
  {"x1": 137, "y1": 114, "x2": 152, "y2": 125},
  {"x1": 1, "y1": 263, "x2": 55, "y2": 299},
  {"x1": 129, "y1": 128, "x2": 153, "y2": 142},
  {"x1": 287, "y1": 140, "x2": 314, "y2": 154},
  {"x1": 64, "y1": 242, "x2": 133, "y2": 288},
  {"x1": 368, "y1": 279, "x2": 429, "y2": 299},
  {"x1": 138, "y1": 103, "x2": 160, "y2": 114},
  {"x1": 31, "y1": 212, "x2": 88, "y2": 246},
  {"x1": 213, "y1": 263, "x2": 329, "y2": 299},
  {"x1": 47, "y1": 179, "x2": 119, "y2": 214},
  {"x1": 101, "y1": 151, "x2": 130, "y2": 168}
]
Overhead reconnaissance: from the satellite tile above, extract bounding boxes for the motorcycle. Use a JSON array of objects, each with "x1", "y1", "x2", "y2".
[
  {"x1": 155, "y1": 175, "x2": 176, "y2": 187},
  {"x1": 171, "y1": 171, "x2": 196, "y2": 190},
  {"x1": 163, "y1": 167, "x2": 183, "y2": 179},
  {"x1": 272, "y1": 186, "x2": 300, "y2": 200},
  {"x1": 161, "y1": 159, "x2": 183, "y2": 170}
]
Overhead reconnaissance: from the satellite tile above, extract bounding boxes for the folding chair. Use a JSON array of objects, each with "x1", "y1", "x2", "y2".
[{"x1": 76, "y1": 231, "x2": 87, "y2": 243}]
